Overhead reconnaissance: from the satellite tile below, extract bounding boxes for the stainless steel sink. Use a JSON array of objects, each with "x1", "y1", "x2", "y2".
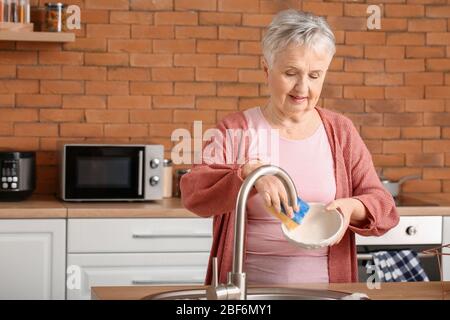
[{"x1": 143, "y1": 287, "x2": 369, "y2": 300}]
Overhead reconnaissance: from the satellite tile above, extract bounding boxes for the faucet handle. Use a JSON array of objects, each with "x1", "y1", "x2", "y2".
[
  {"x1": 211, "y1": 256, "x2": 218, "y2": 287},
  {"x1": 207, "y1": 256, "x2": 230, "y2": 300}
]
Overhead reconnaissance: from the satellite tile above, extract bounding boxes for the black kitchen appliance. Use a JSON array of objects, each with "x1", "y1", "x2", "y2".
[
  {"x1": 0, "y1": 151, "x2": 36, "y2": 201},
  {"x1": 59, "y1": 144, "x2": 163, "y2": 201}
]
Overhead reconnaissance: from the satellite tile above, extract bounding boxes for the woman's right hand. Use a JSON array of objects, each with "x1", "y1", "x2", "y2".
[{"x1": 241, "y1": 161, "x2": 299, "y2": 218}]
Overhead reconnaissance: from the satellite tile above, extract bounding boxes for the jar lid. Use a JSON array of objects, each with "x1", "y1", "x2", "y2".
[
  {"x1": 45, "y1": 3, "x2": 65, "y2": 8},
  {"x1": 163, "y1": 159, "x2": 173, "y2": 166}
]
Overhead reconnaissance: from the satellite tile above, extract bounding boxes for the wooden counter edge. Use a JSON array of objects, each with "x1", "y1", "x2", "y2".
[{"x1": 91, "y1": 281, "x2": 450, "y2": 300}]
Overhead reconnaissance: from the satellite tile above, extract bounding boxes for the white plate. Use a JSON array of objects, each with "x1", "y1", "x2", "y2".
[{"x1": 281, "y1": 203, "x2": 344, "y2": 249}]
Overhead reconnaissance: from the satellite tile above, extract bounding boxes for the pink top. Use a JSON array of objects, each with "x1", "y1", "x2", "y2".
[{"x1": 243, "y1": 107, "x2": 336, "y2": 284}]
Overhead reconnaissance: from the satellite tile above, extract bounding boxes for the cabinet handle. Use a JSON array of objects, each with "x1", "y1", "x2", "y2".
[
  {"x1": 357, "y1": 253, "x2": 434, "y2": 260},
  {"x1": 132, "y1": 279, "x2": 203, "y2": 285},
  {"x1": 132, "y1": 233, "x2": 211, "y2": 239},
  {"x1": 138, "y1": 150, "x2": 143, "y2": 196}
]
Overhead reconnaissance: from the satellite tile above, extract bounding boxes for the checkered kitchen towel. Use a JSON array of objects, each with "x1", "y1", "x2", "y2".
[{"x1": 369, "y1": 250, "x2": 429, "y2": 282}]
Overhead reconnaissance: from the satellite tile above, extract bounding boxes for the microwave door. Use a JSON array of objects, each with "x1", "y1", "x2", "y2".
[{"x1": 65, "y1": 146, "x2": 144, "y2": 200}]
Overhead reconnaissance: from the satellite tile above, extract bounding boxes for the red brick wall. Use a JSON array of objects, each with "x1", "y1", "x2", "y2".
[{"x1": 0, "y1": 0, "x2": 449, "y2": 197}]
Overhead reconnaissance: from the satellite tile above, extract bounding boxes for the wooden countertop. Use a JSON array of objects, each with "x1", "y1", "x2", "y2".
[
  {"x1": 0, "y1": 195, "x2": 67, "y2": 218},
  {"x1": 394, "y1": 194, "x2": 450, "y2": 216},
  {"x1": 0, "y1": 194, "x2": 449, "y2": 219},
  {"x1": 91, "y1": 281, "x2": 450, "y2": 300},
  {"x1": 65, "y1": 197, "x2": 195, "y2": 218},
  {"x1": 0, "y1": 196, "x2": 196, "y2": 219}
]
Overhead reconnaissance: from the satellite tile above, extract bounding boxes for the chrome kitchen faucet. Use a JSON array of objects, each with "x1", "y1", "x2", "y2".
[{"x1": 206, "y1": 165, "x2": 298, "y2": 300}]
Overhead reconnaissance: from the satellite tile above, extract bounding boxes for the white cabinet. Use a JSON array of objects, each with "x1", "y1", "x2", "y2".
[
  {"x1": 0, "y1": 219, "x2": 66, "y2": 300},
  {"x1": 66, "y1": 218, "x2": 212, "y2": 300},
  {"x1": 443, "y1": 217, "x2": 450, "y2": 281}
]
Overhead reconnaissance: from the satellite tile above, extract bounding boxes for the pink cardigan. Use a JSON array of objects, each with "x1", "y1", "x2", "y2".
[{"x1": 181, "y1": 107, "x2": 399, "y2": 284}]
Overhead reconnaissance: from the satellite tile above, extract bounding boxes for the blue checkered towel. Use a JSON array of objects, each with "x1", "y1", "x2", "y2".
[{"x1": 369, "y1": 250, "x2": 429, "y2": 282}]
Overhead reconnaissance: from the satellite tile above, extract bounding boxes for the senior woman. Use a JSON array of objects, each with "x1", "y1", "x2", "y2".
[{"x1": 181, "y1": 10, "x2": 398, "y2": 285}]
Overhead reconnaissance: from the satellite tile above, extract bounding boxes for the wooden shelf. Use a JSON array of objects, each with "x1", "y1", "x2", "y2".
[{"x1": 0, "y1": 31, "x2": 75, "y2": 42}]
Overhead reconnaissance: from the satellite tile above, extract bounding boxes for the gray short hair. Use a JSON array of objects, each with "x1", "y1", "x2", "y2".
[{"x1": 262, "y1": 10, "x2": 336, "y2": 68}]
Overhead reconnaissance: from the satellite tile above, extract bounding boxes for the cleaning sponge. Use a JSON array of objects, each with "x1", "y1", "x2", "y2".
[
  {"x1": 282, "y1": 196, "x2": 310, "y2": 225},
  {"x1": 266, "y1": 196, "x2": 310, "y2": 230}
]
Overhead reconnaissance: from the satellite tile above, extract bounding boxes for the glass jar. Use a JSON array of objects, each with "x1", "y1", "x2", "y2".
[
  {"x1": 163, "y1": 159, "x2": 173, "y2": 198},
  {"x1": 0, "y1": 0, "x2": 5, "y2": 22},
  {"x1": 45, "y1": 2, "x2": 65, "y2": 32},
  {"x1": 174, "y1": 169, "x2": 190, "y2": 198},
  {"x1": 8, "y1": 0, "x2": 18, "y2": 23},
  {"x1": 18, "y1": 0, "x2": 30, "y2": 23}
]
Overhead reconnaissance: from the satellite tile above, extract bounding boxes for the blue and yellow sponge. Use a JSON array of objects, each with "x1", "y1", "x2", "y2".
[{"x1": 266, "y1": 196, "x2": 310, "y2": 230}]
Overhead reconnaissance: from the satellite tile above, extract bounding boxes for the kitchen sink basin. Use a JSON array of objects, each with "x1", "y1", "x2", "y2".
[{"x1": 143, "y1": 287, "x2": 369, "y2": 300}]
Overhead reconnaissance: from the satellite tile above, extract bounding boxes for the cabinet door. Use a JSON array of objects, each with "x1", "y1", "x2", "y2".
[
  {"x1": 67, "y1": 252, "x2": 209, "y2": 300},
  {"x1": 443, "y1": 217, "x2": 450, "y2": 281},
  {"x1": 0, "y1": 219, "x2": 66, "y2": 300},
  {"x1": 68, "y1": 218, "x2": 213, "y2": 253}
]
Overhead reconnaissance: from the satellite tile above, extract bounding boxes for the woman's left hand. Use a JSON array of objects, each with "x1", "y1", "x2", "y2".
[{"x1": 325, "y1": 198, "x2": 367, "y2": 245}]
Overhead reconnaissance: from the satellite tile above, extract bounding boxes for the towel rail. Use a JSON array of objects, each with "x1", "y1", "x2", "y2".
[{"x1": 357, "y1": 253, "x2": 435, "y2": 260}]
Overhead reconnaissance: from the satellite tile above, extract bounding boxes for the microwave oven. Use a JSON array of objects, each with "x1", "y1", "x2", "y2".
[{"x1": 59, "y1": 144, "x2": 164, "y2": 201}]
